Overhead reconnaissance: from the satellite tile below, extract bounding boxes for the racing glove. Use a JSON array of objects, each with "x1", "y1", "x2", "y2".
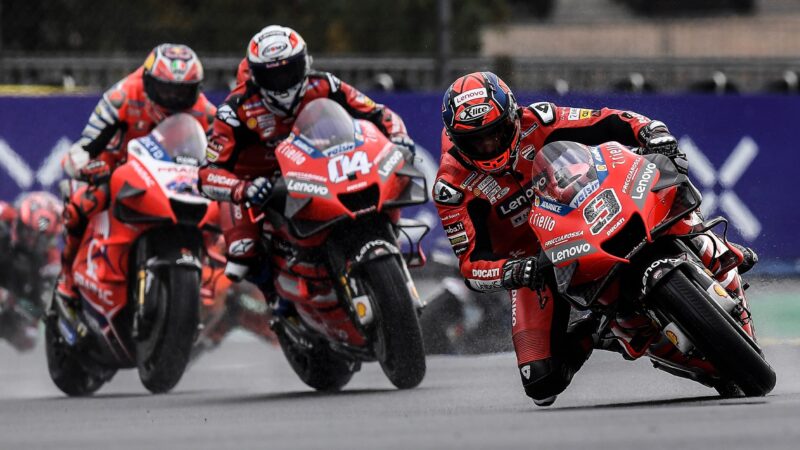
[
  {"x1": 639, "y1": 121, "x2": 688, "y2": 174},
  {"x1": 63, "y1": 143, "x2": 90, "y2": 179},
  {"x1": 390, "y1": 134, "x2": 416, "y2": 155},
  {"x1": 78, "y1": 160, "x2": 111, "y2": 184},
  {"x1": 641, "y1": 121, "x2": 680, "y2": 159},
  {"x1": 501, "y1": 257, "x2": 541, "y2": 291},
  {"x1": 232, "y1": 177, "x2": 272, "y2": 208}
]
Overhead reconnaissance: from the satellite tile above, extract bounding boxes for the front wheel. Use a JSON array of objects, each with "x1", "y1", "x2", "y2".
[
  {"x1": 276, "y1": 324, "x2": 357, "y2": 391},
  {"x1": 654, "y1": 268, "x2": 776, "y2": 397},
  {"x1": 44, "y1": 315, "x2": 108, "y2": 396},
  {"x1": 361, "y1": 257, "x2": 426, "y2": 389},
  {"x1": 136, "y1": 266, "x2": 200, "y2": 394}
]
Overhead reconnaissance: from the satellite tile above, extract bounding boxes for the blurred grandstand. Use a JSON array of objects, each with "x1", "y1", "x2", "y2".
[{"x1": 0, "y1": 0, "x2": 798, "y2": 93}]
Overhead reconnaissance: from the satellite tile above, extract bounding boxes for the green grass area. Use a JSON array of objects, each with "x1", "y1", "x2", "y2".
[{"x1": 749, "y1": 291, "x2": 800, "y2": 338}]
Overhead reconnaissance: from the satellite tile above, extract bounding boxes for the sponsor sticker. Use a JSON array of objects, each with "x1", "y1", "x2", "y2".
[
  {"x1": 433, "y1": 179, "x2": 464, "y2": 205},
  {"x1": 629, "y1": 162, "x2": 658, "y2": 207},
  {"x1": 287, "y1": 179, "x2": 330, "y2": 196},
  {"x1": 531, "y1": 213, "x2": 555, "y2": 231},
  {"x1": 471, "y1": 268, "x2": 500, "y2": 279},
  {"x1": 530, "y1": 102, "x2": 555, "y2": 124},
  {"x1": 444, "y1": 221, "x2": 465, "y2": 236},
  {"x1": 568, "y1": 180, "x2": 600, "y2": 208},
  {"x1": 546, "y1": 239, "x2": 596, "y2": 264},
  {"x1": 543, "y1": 230, "x2": 584, "y2": 248},
  {"x1": 448, "y1": 232, "x2": 468, "y2": 246},
  {"x1": 458, "y1": 103, "x2": 493, "y2": 121},
  {"x1": 453, "y1": 88, "x2": 487, "y2": 107},
  {"x1": 568, "y1": 108, "x2": 580, "y2": 121}
]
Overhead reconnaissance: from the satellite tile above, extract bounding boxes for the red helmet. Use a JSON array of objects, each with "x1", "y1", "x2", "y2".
[
  {"x1": 442, "y1": 72, "x2": 520, "y2": 173},
  {"x1": 142, "y1": 43, "x2": 204, "y2": 112},
  {"x1": 14, "y1": 191, "x2": 63, "y2": 254}
]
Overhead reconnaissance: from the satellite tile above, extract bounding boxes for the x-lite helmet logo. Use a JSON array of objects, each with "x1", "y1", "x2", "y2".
[{"x1": 679, "y1": 136, "x2": 761, "y2": 241}]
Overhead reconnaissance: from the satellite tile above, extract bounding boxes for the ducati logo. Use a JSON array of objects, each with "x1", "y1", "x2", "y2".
[
  {"x1": 680, "y1": 136, "x2": 761, "y2": 241},
  {"x1": 521, "y1": 365, "x2": 531, "y2": 380}
]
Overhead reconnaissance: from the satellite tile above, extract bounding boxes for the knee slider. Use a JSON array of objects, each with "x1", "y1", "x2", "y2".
[{"x1": 519, "y1": 358, "x2": 574, "y2": 401}]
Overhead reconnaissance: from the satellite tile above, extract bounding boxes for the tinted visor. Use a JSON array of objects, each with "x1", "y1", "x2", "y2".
[
  {"x1": 451, "y1": 113, "x2": 517, "y2": 161},
  {"x1": 144, "y1": 75, "x2": 200, "y2": 111},
  {"x1": 250, "y1": 52, "x2": 307, "y2": 92}
]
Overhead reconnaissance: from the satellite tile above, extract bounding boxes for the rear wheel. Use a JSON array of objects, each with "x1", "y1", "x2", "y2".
[
  {"x1": 654, "y1": 268, "x2": 776, "y2": 397},
  {"x1": 44, "y1": 315, "x2": 107, "y2": 396},
  {"x1": 361, "y1": 257, "x2": 426, "y2": 389},
  {"x1": 136, "y1": 267, "x2": 199, "y2": 394},
  {"x1": 276, "y1": 321, "x2": 356, "y2": 391}
]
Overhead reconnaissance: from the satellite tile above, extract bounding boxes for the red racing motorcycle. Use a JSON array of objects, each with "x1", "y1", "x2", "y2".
[
  {"x1": 46, "y1": 114, "x2": 219, "y2": 395},
  {"x1": 254, "y1": 98, "x2": 429, "y2": 390},
  {"x1": 527, "y1": 141, "x2": 775, "y2": 397}
]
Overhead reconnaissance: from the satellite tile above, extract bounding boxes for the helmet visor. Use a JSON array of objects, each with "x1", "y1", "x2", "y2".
[
  {"x1": 451, "y1": 113, "x2": 517, "y2": 161},
  {"x1": 144, "y1": 76, "x2": 200, "y2": 111},
  {"x1": 250, "y1": 52, "x2": 307, "y2": 92}
]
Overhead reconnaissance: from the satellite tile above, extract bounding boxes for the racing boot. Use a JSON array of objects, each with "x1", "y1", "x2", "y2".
[
  {"x1": 730, "y1": 242, "x2": 758, "y2": 274},
  {"x1": 52, "y1": 270, "x2": 88, "y2": 346}
]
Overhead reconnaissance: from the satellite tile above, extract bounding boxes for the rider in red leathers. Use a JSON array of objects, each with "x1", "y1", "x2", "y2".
[
  {"x1": 0, "y1": 193, "x2": 63, "y2": 351},
  {"x1": 57, "y1": 44, "x2": 216, "y2": 308},
  {"x1": 198, "y1": 25, "x2": 413, "y2": 283},
  {"x1": 433, "y1": 71, "x2": 758, "y2": 406}
]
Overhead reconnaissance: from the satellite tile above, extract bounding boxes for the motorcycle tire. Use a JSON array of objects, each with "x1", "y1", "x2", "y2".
[
  {"x1": 654, "y1": 267, "x2": 776, "y2": 397},
  {"x1": 136, "y1": 266, "x2": 199, "y2": 394},
  {"x1": 44, "y1": 316, "x2": 107, "y2": 396},
  {"x1": 362, "y1": 256, "x2": 426, "y2": 389},
  {"x1": 276, "y1": 322, "x2": 356, "y2": 391}
]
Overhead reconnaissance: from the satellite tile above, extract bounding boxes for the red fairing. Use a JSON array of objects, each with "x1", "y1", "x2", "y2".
[
  {"x1": 265, "y1": 116, "x2": 413, "y2": 347},
  {"x1": 70, "y1": 143, "x2": 219, "y2": 358}
]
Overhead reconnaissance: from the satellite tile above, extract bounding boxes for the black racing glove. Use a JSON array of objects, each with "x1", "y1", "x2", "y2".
[
  {"x1": 501, "y1": 257, "x2": 540, "y2": 290},
  {"x1": 641, "y1": 121, "x2": 680, "y2": 159}
]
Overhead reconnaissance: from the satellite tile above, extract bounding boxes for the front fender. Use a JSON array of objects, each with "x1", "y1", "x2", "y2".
[
  {"x1": 639, "y1": 254, "x2": 694, "y2": 299},
  {"x1": 350, "y1": 239, "x2": 402, "y2": 270}
]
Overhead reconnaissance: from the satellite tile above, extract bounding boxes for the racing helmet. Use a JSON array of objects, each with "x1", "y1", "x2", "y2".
[
  {"x1": 13, "y1": 191, "x2": 63, "y2": 255},
  {"x1": 142, "y1": 43, "x2": 204, "y2": 112},
  {"x1": 442, "y1": 72, "x2": 521, "y2": 173},
  {"x1": 247, "y1": 25, "x2": 311, "y2": 114}
]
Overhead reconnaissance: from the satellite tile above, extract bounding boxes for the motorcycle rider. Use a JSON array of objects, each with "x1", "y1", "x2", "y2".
[
  {"x1": 433, "y1": 71, "x2": 758, "y2": 406},
  {"x1": 0, "y1": 192, "x2": 63, "y2": 351},
  {"x1": 198, "y1": 25, "x2": 414, "y2": 283},
  {"x1": 56, "y1": 44, "x2": 216, "y2": 308}
]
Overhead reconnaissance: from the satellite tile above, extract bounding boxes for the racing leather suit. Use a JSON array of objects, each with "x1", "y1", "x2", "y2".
[
  {"x1": 60, "y1": 67, "x2": 216, "y2": 294},
  {"x1": 434, "y1": 103, "x2": 658, "y2": 400},
  {"x1": 198, "y1": 70, "x2": 410, "y2": 272}
]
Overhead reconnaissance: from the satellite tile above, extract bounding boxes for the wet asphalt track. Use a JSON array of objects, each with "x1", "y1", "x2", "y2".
[{"x1": 1, "y1": 338, "x2": 799, "y2": 450}]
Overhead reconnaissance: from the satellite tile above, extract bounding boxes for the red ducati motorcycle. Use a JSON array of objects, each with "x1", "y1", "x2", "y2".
[
  {"x1": 255, "y1": 98, "x2": 429, "y2": 390},
  {"x1": 527, "y1": 141, "x2": 775, "y2": 397},
  {"x1": 46, "y1": 114, "x2": 219, "y2": 395}
]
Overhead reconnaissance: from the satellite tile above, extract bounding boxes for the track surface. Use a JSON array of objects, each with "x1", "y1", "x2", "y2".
[{"x1": 1, "y1": 339, "x2": 798, "y2": 450}]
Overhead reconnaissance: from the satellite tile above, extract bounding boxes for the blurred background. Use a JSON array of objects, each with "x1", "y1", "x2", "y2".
[
  {"x1": 2, "y1": 0, "x2": 800, "y2": 93},
  {"x1": 0, "y1": 0, "x2": 798, "y2": 347}
]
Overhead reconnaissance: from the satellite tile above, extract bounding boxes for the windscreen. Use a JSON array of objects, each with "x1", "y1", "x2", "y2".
[
  {"x1": 293, "y1": 98, "x2": 356, "y2": 157},
  {"x1": 149, "y1": 113, "x2": 207, "y2": 164},
  {"x1": 531, "y1": 141, "x2": 599, "y2": 207}
]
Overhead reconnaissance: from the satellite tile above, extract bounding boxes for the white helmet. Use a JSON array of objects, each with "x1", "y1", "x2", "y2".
[{"x1": 247, "y1": 25, "x2": 311, "y2": 114}]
